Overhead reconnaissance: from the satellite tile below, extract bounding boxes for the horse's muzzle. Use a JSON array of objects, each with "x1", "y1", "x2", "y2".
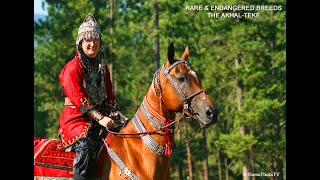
[{"x1": 198, "y1": 106, "x2": 218, "y2": 128}]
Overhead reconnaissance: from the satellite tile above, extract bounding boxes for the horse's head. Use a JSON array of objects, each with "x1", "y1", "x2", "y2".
[{"x1": 159, "y1": 42, "x2": 218, "y2": 128}]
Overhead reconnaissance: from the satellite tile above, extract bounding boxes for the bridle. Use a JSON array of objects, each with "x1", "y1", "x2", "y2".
[{"x1": 153, "y1": 60, "x2": 207, "y2": 118}]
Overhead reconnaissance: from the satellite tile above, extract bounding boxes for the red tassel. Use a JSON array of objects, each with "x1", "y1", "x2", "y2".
[
  {"x1": 164, "y1": 121, "x2": 173, "y2": 156},
  {"x1": 164, "y1": 143, "x2": 172, "y2": 156}
]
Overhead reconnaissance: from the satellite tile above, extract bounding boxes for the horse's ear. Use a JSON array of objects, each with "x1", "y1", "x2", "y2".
[
  {"x1": 167, "y1": 42, "x2": 175, "y2": 65},
  {"x1": 180, "y1": 46, "x2": 189, "y2": 60}
]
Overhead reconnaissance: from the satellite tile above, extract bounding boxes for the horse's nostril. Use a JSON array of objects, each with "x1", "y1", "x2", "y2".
[
  {"x1": 206, "y1": 108, "x2": 213, "y2": 118},
  {"x1": 206, "y1": 107, "x2": 219, "y2": 120}
]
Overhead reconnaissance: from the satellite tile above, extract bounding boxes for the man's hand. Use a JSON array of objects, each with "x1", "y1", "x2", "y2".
[
  {"x1": 109, "y1": 111, "x2": 128, "y2": 123},
  {"x1": 98, "y1": 116, "x2": 115, "y2": 129},
  {"x1": 118, "y1": 111, "x2": 129, "y2": 123}
]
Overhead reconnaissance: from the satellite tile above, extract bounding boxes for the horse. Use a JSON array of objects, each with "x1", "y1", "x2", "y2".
[
  {"x1": 34, "y1": 42, "x2": 218, "y2": 180},
  {"x1": 101, "y1": 42, "x2": 218, "y2": 180}
]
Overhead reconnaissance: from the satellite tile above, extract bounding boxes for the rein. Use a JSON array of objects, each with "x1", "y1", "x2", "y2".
[
  {"x1": 105, "y1": 114, "x2": 185, "y2": 135},
  {"x1": 176, "y1": 126, "x2": 202, "y2": 149}
]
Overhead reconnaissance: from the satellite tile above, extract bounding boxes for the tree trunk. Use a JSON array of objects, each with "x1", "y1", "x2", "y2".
[
  {"x1": 217, "y1": 148, "x2": 222, "y2": 180},
  {"x1": 250, "y1": 157, "x2": 255, "y2": 180},
  {"x1": 250, "y1": 130, "x2": 255, "y2": 180},
  {"x1": 202, "y1": 129, "x2": 209, "y2": 180},
  {"x1": 176, "y1": 130, "x2": 184, "y2": 180},
  {"x1": 93, "y1": 0, "x2": 97, "y2": 15},
  {"x1": 153, "y1": 0, "x2": 159, "y2": 70},
  {"x1": 270, "y1": 160, "x2": 274, "y2": 180},
  {"x1": 108, "y1": 0, "x2": 114, "y2": 89},
  {"x1": 235, "y1": 54, "x2": 243, "y2": 111},
  {"x1": 276, "y1": 117, "x2": 284, "y2": 180},
  {"x1": 277, "y1": 159, "x2": 283, "y2": 180},
  {"x1": 224, "y1": 158, "x2": 229, "y2": 180},
  {"x1": 184, "y1": 123, "x2": 193, "y2": 180},
  {"x1": 235, "y1": 54, "x2": 249, "y2": 180},
  {"x1": 178, "y1": 164, "x2": 183, "y2": 180}
]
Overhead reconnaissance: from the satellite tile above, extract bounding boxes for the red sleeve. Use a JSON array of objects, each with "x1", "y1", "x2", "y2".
[
  {"x1": 104, "y1": 65, "x2": 116, "y2": 101},
  {"x1": 58, "y1": 57, "x2": 88, "y2": 109}
]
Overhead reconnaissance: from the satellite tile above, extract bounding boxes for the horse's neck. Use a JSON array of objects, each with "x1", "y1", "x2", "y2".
[
  {"x1": 143, "y1": 87, "x2": 176, "y2": 147},
  {"x1": 105, "y1": 86, "x2": 174, "y2": 179},
  {"x1": 145, "y1": 87, "x2": 176, "y2": 120}
]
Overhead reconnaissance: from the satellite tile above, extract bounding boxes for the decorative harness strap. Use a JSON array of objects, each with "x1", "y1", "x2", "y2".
[
  {"x1": 105, "y1": 97, "x2": 174, "y2": 180},
  {"x1": 132, "y1": 111, "x2": 167, "y2": 156},
  {"x1": 140, "y1": 98, "x2": 164, "y2": 129},
  {"x1": 106, "y1": 145, "x2": 140, "y2": 180}
]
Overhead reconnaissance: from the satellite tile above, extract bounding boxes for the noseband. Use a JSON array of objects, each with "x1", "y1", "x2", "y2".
[{"x1": 153, "y1": 60, "x2": 207, "y2": 118}]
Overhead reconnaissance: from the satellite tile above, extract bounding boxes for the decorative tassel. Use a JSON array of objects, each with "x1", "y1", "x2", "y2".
[{"x1": 164, "y1": 121, "x2": 173, "y2": 156}]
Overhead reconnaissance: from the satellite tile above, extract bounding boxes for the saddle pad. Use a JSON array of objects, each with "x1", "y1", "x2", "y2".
[
  {"x1": 34, "y1": 137, "x2": 107, "y2": 178},
  {"x1": 34, "y1": 165, "x2": 74, "y2": 179},
  {"x1": 34, "y1": 139, "x2": 75, "y2": 170}
]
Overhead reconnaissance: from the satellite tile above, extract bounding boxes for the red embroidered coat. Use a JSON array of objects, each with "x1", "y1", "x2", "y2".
[{"x1": 58, "y1": 55, "x2": 116, "y2": 148}]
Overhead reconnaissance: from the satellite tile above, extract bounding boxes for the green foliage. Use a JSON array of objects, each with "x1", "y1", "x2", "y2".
[{"x1": 215, "y1": 133, "x2": 257, "y2": 165}]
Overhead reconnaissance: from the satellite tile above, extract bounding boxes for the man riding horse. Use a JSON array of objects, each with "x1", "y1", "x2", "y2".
[{"x1": 57, "y1": 13, "x2": 126, "y2": 180}]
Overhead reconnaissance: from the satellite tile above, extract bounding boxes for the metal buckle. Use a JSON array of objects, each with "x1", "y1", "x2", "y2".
[
  {"x1": 155, "y1": 145, "x2": 165, "y2": 155},
  {"x1": 184, "y1": 102, "x2": 189, "y2": 110}
]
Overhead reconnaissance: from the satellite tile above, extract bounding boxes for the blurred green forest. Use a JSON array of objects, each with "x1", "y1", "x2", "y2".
[{"x1": 34, "y1": 0, "x2": 285, "y2": 179}]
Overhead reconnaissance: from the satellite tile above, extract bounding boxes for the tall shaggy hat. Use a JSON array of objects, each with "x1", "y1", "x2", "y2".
[{"x1": 76, "y1": 14, "x2": 102, "y2": 46}]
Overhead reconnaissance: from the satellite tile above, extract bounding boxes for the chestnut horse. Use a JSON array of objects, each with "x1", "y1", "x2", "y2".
[
  {"x1": 34, "y1": 42, "x2": 218, "y2": 180},
  {"x1": 101, "y1": 42, "x2": 218, "y2": 180}
]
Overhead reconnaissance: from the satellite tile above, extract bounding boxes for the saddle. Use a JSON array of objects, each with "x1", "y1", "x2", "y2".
[{"x1": 34, "y1": 137, "x2": 107, "y2": 179}]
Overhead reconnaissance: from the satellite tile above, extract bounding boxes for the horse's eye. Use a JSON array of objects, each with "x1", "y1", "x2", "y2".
[{"x1": 177, "y1": 75, "x2": 185, "y2": 82}]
